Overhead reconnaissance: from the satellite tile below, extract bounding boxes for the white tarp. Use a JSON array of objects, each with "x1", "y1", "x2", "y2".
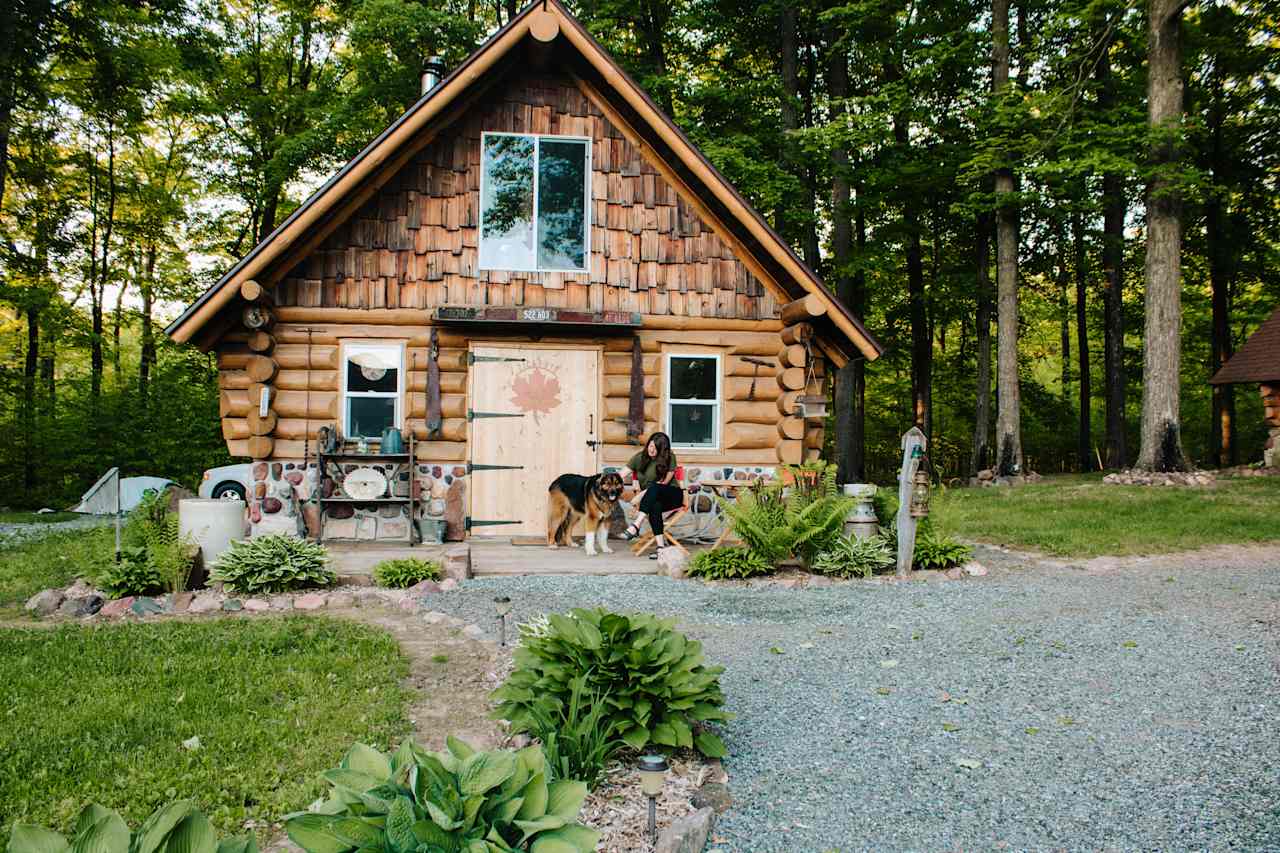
[{"x1": 74, "y1": 469, "x2": 176, "y2": 515}]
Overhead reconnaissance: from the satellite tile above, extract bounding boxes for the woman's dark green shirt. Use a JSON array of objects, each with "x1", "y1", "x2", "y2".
[{"x1": 626, "y1": 449, "x2": 678, "y2": 489}]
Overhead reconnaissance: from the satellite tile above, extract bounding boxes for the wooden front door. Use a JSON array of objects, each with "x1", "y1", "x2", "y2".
[{"x1": 468, "y1": 345, "x2": 600, "y2": 538}]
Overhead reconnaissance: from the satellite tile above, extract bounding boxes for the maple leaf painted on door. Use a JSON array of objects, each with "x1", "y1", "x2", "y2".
[{"x1": 510, "y1": 366, "x2": 562, "y2": 420}]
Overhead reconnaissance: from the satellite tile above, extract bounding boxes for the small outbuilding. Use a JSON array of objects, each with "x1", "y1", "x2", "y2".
[
  {"x1": 1209, "y1": 307, "x2": 1280, "y2": 468},
  {"x1": 165, "y1": 0, "x2": 882, "y2": 543}
]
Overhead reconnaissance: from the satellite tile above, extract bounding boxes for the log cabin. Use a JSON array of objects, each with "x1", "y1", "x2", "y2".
[{"x1": 165, "y1": 0, "x2": 883, "y2": 543}]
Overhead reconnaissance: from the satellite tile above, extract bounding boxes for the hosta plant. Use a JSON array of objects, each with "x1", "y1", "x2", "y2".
[
  {"x1": 492, "y1": 608, "x2": 730, "y2": 758},
  {"x1": 7, "y1": 801, "x2": 257, "y2": 853},
  {"x1": 911, "y1": 529, "x2": 973, "y2": 570},
  {"x1": 373, "y1": 558, "x2": 442, "y2": 589},
  {"x1": 687, "y1": 546, "x2": 774, "y2": 580},
  {"x1": 210, "y1": 534, "x2": 334, "y2": 594},
  {"x1": 284, "y1": 738, "x2": 597, "y2": 853},
  {"x1": 810, "y1": 534, "x2": 894, "y2": 579}
]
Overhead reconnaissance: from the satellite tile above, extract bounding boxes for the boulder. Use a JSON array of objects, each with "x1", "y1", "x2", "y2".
[
  {"x1": 462, "y1": 624, "x2": 486, "y2": 641},
  {"x1": 24, "y1": 589, "x2": 64, "y2": 616},
  {"x1": 442, "y1": 544, "x2": 471, "y2": 581},
  {"x1": 269, "y1": 595, "x2": 294, "y2": 610},
  {"x1": 444, "y1": 480, "x2": 467, "y2": 541},
  {"x1": 57, "y1": 598, "x2": 81, "y2": 618},
  {"x1": 657, "y1": 546, "x2": 688, "y2": 579},
  {"x1": 295, "y1": 592, "x2": 326, "y2": 610},
  {"x1": 655, "y1": 807, "x2": 714, "y2": 853},
  {"x1": 327, "y1": 592, "x2": 355, "y2": 609},
  {"x1": 189, "y1": 592, "x2": 223, "y2": 613},
  {"x1": 243, "y1": 599, "x2": 270, "y2": 612},
  {"x1": 691, "y1": 782, "x2": 733, "y2": 814},
  {"x1": 962, "y1": 561, "x2": 988, "y2": 577},
  {"x1": 221, "y1": 599, "x2": 244, "y2": 612},
  {"x1": 99, "y1": 596, "x2": 136, "y2": 618},
  {"x1": 439, "y1": 578, "x2": 459, "y2": 592},
  {"x1": 75, "y1": 595, "x2": 105, "y2": 617},
  {"x1": 171, "y1": 591, "x2": 194, "y2": 613},
  {"x1": 131, "y1": 597, "x2": 166, "y2": 617},
  {"x1": 408, "y1": 579, "x2": 441, "y2": 595}
]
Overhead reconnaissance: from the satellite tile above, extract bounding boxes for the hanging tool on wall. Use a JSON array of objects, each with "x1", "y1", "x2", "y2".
[
  {"x1": 627, "y1": 336, "x2": 645, "y2": 440},
  {"x1": 426, "y1": 327, "x2": 443, "y2": 435},
  {"x1": 742, "y1": 355, "x2": 774, "y2": 401}
]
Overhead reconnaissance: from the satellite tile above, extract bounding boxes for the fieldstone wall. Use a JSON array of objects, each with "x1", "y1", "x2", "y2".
[{"x1": 1262, "y1": 383, "x2": 1279, "y2": 468}]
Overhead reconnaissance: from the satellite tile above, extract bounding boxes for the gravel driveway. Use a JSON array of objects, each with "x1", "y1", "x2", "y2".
[{"x1": 429, "y1": 544, "x2": 1280, "y2": 851}]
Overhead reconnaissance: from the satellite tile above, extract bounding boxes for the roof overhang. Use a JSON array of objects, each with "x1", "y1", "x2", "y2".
[{"x1": 166, "y1": 0, "x2": 883, "y2": 366}]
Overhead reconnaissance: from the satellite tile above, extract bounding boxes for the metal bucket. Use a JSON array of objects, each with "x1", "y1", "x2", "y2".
[{"x1": 841, "y1": 483, "x2": 879, "y2": 540}]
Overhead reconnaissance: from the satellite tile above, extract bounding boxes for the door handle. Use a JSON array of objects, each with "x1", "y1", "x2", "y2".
[
  {"x1": 586, "y1": 439, "x2": 600, "y2": 449},
  {"x1": 588, "y1": 413, "x2": 594, "y2": 433}
]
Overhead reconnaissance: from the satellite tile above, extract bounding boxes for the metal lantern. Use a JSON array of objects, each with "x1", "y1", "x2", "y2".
[
  {"x1": 637, "y1": 754, "x2": 669, "y2": 843},
  {"x1": 796, "y1": 394, "x2": 828, "y2": 420},
  {"x1": 909, "y1": 466, "x2": 931, "y2": 518}
]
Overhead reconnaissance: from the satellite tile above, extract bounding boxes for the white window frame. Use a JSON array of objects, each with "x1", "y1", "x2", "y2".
[
  {"x1": 478, "y1": 131, "x2": 592, "y2": 274},
  {"x1": 340, "y1": 341, "x2": 405, "y2": 441},
  {"x1": 664, "y1": 353, "x2": 722, "y2": 451}
]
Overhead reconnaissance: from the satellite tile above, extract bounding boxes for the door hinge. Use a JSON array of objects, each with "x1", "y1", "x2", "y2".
[
  {"x1": 466, "y1": 462, "x2": 524, "y2": 474},
  {"x1": 467, "y1": 409, "x2": 524, "y2": 421},
  {"x1": 466, "y1": 517, "x2": 522, "y2": 531},
  {"x1": 468, "y1": 353, "x2": 527, "y2": 365}
]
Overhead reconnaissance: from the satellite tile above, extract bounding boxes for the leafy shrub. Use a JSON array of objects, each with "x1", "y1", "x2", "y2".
[
  {"x1": 210, "y1": 535, "x2": 334, "y2": 594},
  {"x1": 811, "y1": 534, "x2": 895, "y2": 578},
  {"x1": 372, "y1": 557, "x2": 441, "y2": 589},
  {"x1": 687, "y1": 546, "x2": 774, "y2": 580},
  {"x1": 8, "y1": 801, "x2": 257, "y2": 853},
  {"x1": 97, "y1": 546, "x2": 167, "y2": 598},
  {"x1": 284, "y1": 737, "x2": 597, "y2": 853},
  {"x1": 493, "y1": 608, "x2": 730, "y2": 758},
  {"x1": 526, "y1": 675, "x2": 623, "y2": 790},
  {"x1": 720, "y1": 462, "x2": 853, "y2": 566},
  {"x1": 911, "y1": 529, "x2": 973, "y2": 570}
]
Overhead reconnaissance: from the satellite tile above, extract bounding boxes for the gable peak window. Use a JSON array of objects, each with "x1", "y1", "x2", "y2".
[{"x1": 480, "y1": 132, "x2": 590, "y2": 273}]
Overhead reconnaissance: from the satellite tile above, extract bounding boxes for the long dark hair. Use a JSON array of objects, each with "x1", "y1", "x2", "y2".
[{"x1": 645, "y1": 432, "x2": 673, "y2": 481}]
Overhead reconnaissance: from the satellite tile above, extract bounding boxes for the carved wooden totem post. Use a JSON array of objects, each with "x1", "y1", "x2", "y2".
[{"x1": 895, "y1": 426, "x2": 927, "y2": 577}]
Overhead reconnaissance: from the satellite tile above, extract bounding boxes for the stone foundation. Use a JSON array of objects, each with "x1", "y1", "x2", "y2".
[{"x1": 1261, "y1": 383, "x2": 1279, "y2": 468}]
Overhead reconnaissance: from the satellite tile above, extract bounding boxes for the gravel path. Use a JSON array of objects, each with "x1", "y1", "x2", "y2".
[
  {"x1": 0, "y1": 515, "x2": 109, "y2": 547},
  {"x1": 425, "y1": 545, "x2": 1280, "y2": 851}
]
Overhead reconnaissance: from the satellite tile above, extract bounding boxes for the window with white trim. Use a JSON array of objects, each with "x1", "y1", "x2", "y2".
[
  {"x1": 666, "y1": 354, "x2": 721, "y2": 449},
  {"x1": 342, "y1": 342, "x2": 404, "y2": 440},
  {"x1": 479, "y1": 132, "x2": 590, "y2": 272}
]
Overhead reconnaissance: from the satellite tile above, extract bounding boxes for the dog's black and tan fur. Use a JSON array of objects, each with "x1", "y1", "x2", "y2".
[{"x1": 546, "y1": 472, "x2": 625, "y2": 555}]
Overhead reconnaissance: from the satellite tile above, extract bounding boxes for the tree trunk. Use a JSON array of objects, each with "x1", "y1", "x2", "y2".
[
  {"x1": 91, "y1": 123, "x2": 117, "y2": 404},
  {"x1": 1135, "y1": 0, "x2": 1187, "y2": 472},
  {"x1": 776, "y1": 5, "x2": 798, "y2": 241},
  {"x1": 24, "y1": 306, "x2": 38, "y2": 494},
  {"x1": 993, "y1": 0, "x2": 1022, "y2": 475},
  {"x1": 1057, "y1": 217, "x2": 1071, "y2": 403},
  {"x1": 1097, "y1": 31, "x2": 1127, "y2": 469},
  {"x1": 140, "y1": 244, "x2": 157, "y2": 404},
  {"x1": 972, "y1": 211, "x2": 993, "y2": 474},
  {"x1": 1206, "y1": 72, "x2": 1235, "y2": 468},
  {"x1": 1073, "y1": 208, "x2": 1093, "y2": 471},
  {"x1": 800, "y1": 36, "x2": 820, "y2": 267},
  {"x1": 828, "y1": 31, "x2": 863, "y2": 483},
  {"x1": 893, "y1": 110, "x2": 929, "y2": 438}
]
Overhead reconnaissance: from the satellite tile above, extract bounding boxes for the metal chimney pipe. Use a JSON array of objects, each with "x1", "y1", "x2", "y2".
[{"x1": 421, "y1": 56, "x2": 446, "y2": 95}]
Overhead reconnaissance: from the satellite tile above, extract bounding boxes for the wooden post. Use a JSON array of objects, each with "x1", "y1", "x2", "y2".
[{"x1": 895, "y1": 426, "x2": 927, "y2": 577}]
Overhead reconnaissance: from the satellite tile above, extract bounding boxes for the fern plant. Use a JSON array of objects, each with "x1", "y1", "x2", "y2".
[
  {"x1": 718, "y1": 479, "x2": 793, "y2": 564},
  {"x1": 719, "y1": 462, "x2": 853, "y2": 567}
]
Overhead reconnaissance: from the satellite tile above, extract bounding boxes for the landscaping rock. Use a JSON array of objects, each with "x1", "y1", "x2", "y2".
[
  {"x1": 99, "y1": 596, "x2": 136, "y2": 618},
  {"x1": 398, "y1": 595, "x2": 421, "y2": 612},
  {"x1": 691, "y1": 782, "x2": 733, "y2": 814},
  {"x1": 131, "y1": 597, "x2": 165, "y2": 617},
  {"x1": 944, "y1": 567, "x2": 964, "y2": 580},
  {"x1": 962, "y1": 561, "x2": 989, "y2": 577},
  {"x1": 423, "y1": 611, "x2": 448, "y2": 625},
  {"x1": 656, "y1": 807, "x2": 714, "y2": 853},
  {"x1": 444, "y1": 480, "x2": 467, "y2": 541},
  {"x1": 806, "y1": 575, "x2": 834, "y2": 588},
  {"x1": 171, "y1": 591, "x2": 194, "y2": 613},
  {"x1": 189, "y1": 592, "x2": 222, "y2": 613},
  {"x1": 442, "y1": 544, "x2": 471, "y2": 581},
  {"x1": 327, "y1": 592, "x2": 355, "y2": 609},
  {"x1": 269, "y1": 595, "x2": 294, "y2": 610},
  {"x1": 24, "y1": 589, "x2": 64, "y2": 616},
  {"x1": 657, "y1": 547, "x2": 688, "y2": 579},
  {"x1": 1103, "y1": 468, "x2": 1216, "y2": 487},
  {"x1": 462, "y1": 624, "x2": 486, "y2": 641},
  {"x1": 64, "y1": 578, "x2": 104, "y2": 599},
  {"x1": 75, "y1": 595, "x2": 104, "y2": 617},
  {"x1": 243, "y1": 599, "x2": 270, "y2": 612},
  {"x1": 221, "y1": 599, "x2": 244, "y2": 612},
  {"x1": 57, "y1": 598, "x2": 81, "y2": 617},
  {"x1": 408, "y1": 579, "x2": 441, "y2": 595},
  {"x1": 295, "y1": 592, "x2": 326, "y2": 610},
  {"x1": 439, "y1": 577, "x2": 460, "y2": 592}
]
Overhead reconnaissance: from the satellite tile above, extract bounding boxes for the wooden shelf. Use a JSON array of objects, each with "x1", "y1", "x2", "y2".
[
  {"x1": 318, "y1": 434, "x2": 416, "y2": 546},
  {"x1": 321, "y1": 497, "x2": 411, "y2": 504},
  {"x1": 322, "y1": 452, "x2": 412, "y2": 460}
]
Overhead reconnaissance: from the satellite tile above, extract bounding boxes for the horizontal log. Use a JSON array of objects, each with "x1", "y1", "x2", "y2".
[
  {"x1": 725, "y1": 400, "x2": 778, "y2": 424},
  {"x1": 779, "y1": 294, "x2": 826, "y2": 327},
  {"x1": 776, "y1": 439, "x2": 803, "y2": 464},
  {"x1": 776, "y1": 390, "x2": 803, "y2": 416},
  {"x1": 220, "y1": 389, "x2": 249, "y2": 418},
  {"x1": 724, "y1": 376, "x2": 780, "y2": 401},
  {"x1": 407, "y1": 348, "x2": 467, "y2": 372},
  {"x1": 273, "y1": 323, "x2": 467, "y2": 348},
  {"x1": 724, "y1": 422, "x2": 777, "y2": 450},
  {"x1": 272, "y1": 370, "x2": 339, "y2": 392},
  {"x1": 407, "y1": 438, "x2": 467, "y2": 461},
  {"x1": 780, "y1": 323, "x2": 813, "y2": 346},
  {"x1": 219, "y1": 371, "x2": 251, "y2": 390},
  {"x1": 407, "y1": 418, "x2": 467, "y2": 442},
  {"x1": 272, "y1": 390, "x2": 339, "y2": 419},
  {"x1": 222, "y1": 419, "x2": 250, "y2": 440},
  {"x1": 777, "y1": 417, "x2": 805, "y2": 440},
  {"x1": 247, "y1": 331, "x2": 275, "y2": 353},
  {"x1": 247, "y1": 435, "x2": 275, "y2": 459},
  {"x1": 601, "y1": 444, "x2": 781, "y2": 466},
  {"x1": 408, "y1": 393, "x2": 466, "y2": 419},
  {"x1": 240, "y1": 279, "x2": 274, "y2": 304},
  {"x1": 272, "y1": 344, "x2": 339, "y2": 369},
  {"x1": 804, "y1": 425, "x2": 824, "y2": 449},
  {"x1": 777, "y1": 344, "x2": 807, "y2": 369},
  {"x1": 604, "y1": 374, "x2": 658, "y2": 397},
  {"x1": 604, "y1": 397, "x2": 659, "y2": 420},
  {"x1": 271, "y1": 308, "x2": 788, "y2": 333},
  {"x1": 248, "y1": 409, "x2": 278, "y2": 436},
  {"x1": 604, "y1": 353, "x2": 660, "y2": 374},
  {"x1": 600, "y1": 331, "x2": 782, "y2": 356},
  {"x1": 246, "y1": 355, "x2": 278, "y2": 383},
  {"x1": 778, "y1": 367, "x2": 807, "y2": 391},
  {"x1": 407, "y1": 372, "x2": 468, "y2": 394},
  {"x1": 602, "y1": 420, "x2": 658, "y2": 445},
  {"x1": 242, "y1": 304, "x2": 274, "y2": 330}
]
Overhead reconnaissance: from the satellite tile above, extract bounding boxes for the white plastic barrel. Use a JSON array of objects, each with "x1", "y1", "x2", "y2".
[{"x1": 179, "y1": 499, "x2": 247, "y2": 566}]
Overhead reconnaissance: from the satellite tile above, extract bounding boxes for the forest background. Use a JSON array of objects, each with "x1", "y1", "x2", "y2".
[{"x1": 1, "y1": 0, "x2": 1277, "y2": 508}]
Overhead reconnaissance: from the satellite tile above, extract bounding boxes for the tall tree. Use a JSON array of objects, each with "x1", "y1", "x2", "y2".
[
  {"x1": 992, "y1": 0, "x2": 1022, "y2": 474},
  {"x1": 971, "y1": 210, "x2": 993, "y2": 473},
  {"x1": 1096, "y1": 23, "x2": 1128, "y2": 469},
  {"x1": 1135, "y1": 0, "x2": 1188, "y2": 472},
  {"x1": 1072, "y1": 206, "x2": 1092, "y2": 470}
]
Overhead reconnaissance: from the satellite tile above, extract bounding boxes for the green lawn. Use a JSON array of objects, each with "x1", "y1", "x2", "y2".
[
  {"x1": 932, "y1": 473, "x2": 1280, "y2": 558},
  {"x1": 0, "y1": 617, "x2": 411, "y2": 838},
  {"x1": 0, "y1": 526, "x2": 114, "y2": 615}
]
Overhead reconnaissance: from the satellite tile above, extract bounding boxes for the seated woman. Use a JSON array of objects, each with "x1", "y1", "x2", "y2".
[{"x1": 618, "y1": 431, "x2": 684, "y2": 557}]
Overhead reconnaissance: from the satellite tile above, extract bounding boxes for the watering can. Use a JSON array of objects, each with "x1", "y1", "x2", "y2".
[{"x1": 380, "y1": 427, "x2": 404, "y2": 454}]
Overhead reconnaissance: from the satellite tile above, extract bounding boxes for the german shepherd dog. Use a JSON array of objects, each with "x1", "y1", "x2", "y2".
[{"x1": 546, "y1": 472, "x2": 625, "y2": 555}]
